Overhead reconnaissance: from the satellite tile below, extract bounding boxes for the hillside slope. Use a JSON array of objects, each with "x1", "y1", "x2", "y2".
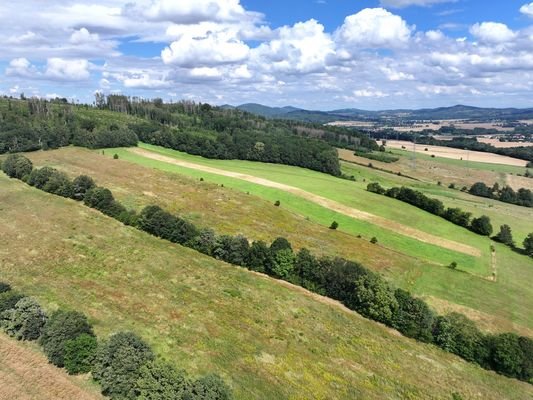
[
  {"x1": 21, "y1": 147, "x2": 533, "y2": 336},
  {"x1": 1, "y1": 175, "x2": 532, "y2": 399}
]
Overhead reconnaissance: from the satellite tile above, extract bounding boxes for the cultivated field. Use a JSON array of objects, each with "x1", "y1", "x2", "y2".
[
  {"x1": 1, "y1": 175, "x2": 532, "y2": 400},
  {"x1": 0, "y1": 333, "x2": 102, "y2": 400},
  {"x1": 385, "y1": 140, "x2": 528, "y2": 166},
  {"x1": 477, "y1": 137, "x2": 533, "y2": 148},
  {"x1": 338, "y1": 148, "x2": 533, "y2": 190}
]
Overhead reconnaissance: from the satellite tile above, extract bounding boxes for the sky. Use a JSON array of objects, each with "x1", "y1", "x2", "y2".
[{"x1": 1, "y1": 0, "x2": 533, "y2": 110}]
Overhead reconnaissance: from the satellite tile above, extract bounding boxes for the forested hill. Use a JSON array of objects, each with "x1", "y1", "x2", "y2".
[{"x1": 0, "y1": 96, "x2": 377, "y2": 176}]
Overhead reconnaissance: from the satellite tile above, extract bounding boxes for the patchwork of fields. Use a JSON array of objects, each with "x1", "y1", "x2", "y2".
[{"x1": 18, "y1": 146, "x2": 533, "y2": 337}]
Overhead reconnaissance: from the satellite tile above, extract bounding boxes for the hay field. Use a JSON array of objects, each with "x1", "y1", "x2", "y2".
[
  {"x1": 0, "y1": 334, "x2": 102, "y2": 400},
  {"x1": 385, "y1": 140, "x2": 527, "y2": 166}
]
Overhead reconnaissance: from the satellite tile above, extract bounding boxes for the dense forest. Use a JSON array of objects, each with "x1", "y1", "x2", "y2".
[{"x1": 0, "y1": 95, "x2": 378, "y2": 176}]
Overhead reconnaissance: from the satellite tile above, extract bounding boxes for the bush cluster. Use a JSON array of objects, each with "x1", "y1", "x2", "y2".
[
  {"x1": 0, "y1": 282, "x2": 232, "y2": 400},
  {"x1": 469, "y1": 181, "x2": 533, "y2": 208},
  {"x1": 3, "y1": 154, "x2": 532, "y2": 383},
  {"x1": 368, "y1": 183, "x2": 494, "y2": 235},
  {"x1": 367, "y1": 182, "x2": 533, "y2": 256}
]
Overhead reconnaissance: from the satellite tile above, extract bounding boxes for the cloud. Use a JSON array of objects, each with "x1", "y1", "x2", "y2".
[
  {"x1": 470, "y1": 22, "x2": 516, "y2": 43},
  {"x1": 161, "y1": 29, "x2": 249, "y2": 67},
  {"x1": 252, "y1": 19, "x2": 335, "y2": 73},
  {"x1": 520, "y1": 2, "x2": 533, "y2": 17},
  {"x1": 45, "y1": 58, "x2": 91, "y2": 81},
  {"x1": 70, "y1": 28, "x2": 100, "y2": 44},
  {"x1": 335, "y1": 8, "x2": 412, "y2": 49},
  {"x1": 380, "y1": 0, "x2": 455, "y2": 8},
  {"x1": 123, "y1": 0, "x2": 259, "y2": 24},
  {"x1": 6, "y1": 58, "x2": 37, "y2": 78}
]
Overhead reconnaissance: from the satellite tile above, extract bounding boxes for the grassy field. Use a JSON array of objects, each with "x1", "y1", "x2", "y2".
[
  {"x1": 17, "y1": 146, "x2": 533, "y2": 336},
  {"x1": 1, "y1": 175, "x2": 532, "y2": 399},
  {"x1": 338, "y1": 148, "x2": 533, "y2": 191},
  {"x1": 117, "y1": 144, "x2": 495, "y2": 274},
  {"x1": 0, "y1": 333, "x2": 102, "y2": 400}
]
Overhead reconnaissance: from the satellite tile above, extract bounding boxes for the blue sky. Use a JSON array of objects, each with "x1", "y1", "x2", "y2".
[{"x1": 1, "y1": 0, "x2": 533, "y2": 110}]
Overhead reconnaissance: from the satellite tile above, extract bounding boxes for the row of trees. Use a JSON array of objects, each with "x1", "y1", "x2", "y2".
[
  {"x1": 415, "y1": 136, "x2": 533, "y2": 164},
  {"x1": 367, "y1": 182, "x2": 533, "y2": 256},
  {"x1": 367, "y1": 183, "x2": 495, "y2": 236},
  {"x1": 469, "y1": 182, "x2": 533, "y2": 208},
  {"x1": 3, "y1": 154, "x2": 530, "y2": 382},
  {"x1": 0, "y1": 283, "x2": 232, "y2": 400}
]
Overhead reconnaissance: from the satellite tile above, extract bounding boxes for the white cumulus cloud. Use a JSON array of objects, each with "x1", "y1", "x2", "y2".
[
  {"x1": 162, "y1": 29, "x2": 249, "y2": 67},
  {"x1": 45, "y1": 58, "x2": 90, "y2": 81},
  {"x1": 335, "y1": 8, "x2": 413, "y2": 49},
  {"x1": 520, "y1": 2, "x2": 533, "y2": 17},
  {"x1": 470, "y1": 22, "x2": 516, "y2": 43}
]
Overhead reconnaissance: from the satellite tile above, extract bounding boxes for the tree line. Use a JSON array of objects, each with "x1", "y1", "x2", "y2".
[
  {"x1": 2, "y1": 153, "x2": 532, "y2": 383},
  {"x1": 414, "y1": 136, "x2": 533, "y2": 164},
  {"x1": 0, "y1": 283, "x2": 232, "y2": 400},
  {"x1": 367, "y1": 182, "x2": 533, "y2": 257},
  {"x1": 468, "y1": 181, "x2": 533, "y2": 208}
]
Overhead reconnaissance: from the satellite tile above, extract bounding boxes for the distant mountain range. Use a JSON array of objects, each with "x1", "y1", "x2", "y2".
[{"x1": 224, "y1": 103, "x2": 533, "y2": 123}]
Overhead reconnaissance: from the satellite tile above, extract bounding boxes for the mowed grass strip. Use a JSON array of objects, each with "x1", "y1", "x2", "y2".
[
  {"x1": 117, "y1": 144, "x2": 491, "y2": 276},
  {"x1": 1, "y1": 176, "x2": 532, "y2": 400},
  {"x1": 0, "y1": 333, "x2": 102, "y2": 400},
  {"x1": 18, "y1": 148, "x2": 533, "y2": 333}
]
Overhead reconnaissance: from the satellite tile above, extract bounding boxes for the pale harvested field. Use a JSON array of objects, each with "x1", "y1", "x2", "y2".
[
  {"x1": 477, "y1": 138, "x2": 533, "y2": 148},
  {"x1": 130, "y1": 148, "x2": 480, "y2": 256},
  {"x1": 0, "y1": 334, "x2": 102, "y2": 400},
  {"x1": 386, "y1": 140, "x2": 528, "y2": 166}
]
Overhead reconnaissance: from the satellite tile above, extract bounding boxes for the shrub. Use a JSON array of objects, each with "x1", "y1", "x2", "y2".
[
  {"x1": 349, "y1": 273, "x2": 398, "y2": 325},
  {"x1": 0, "y1": 282, "x2": 11, "y2": 294},
  {"x1": 64, "y1": 333, "x2": 98, "y2": 375},
  {"x1": 329, "y1": 221, "x2": 338, "y2": 230},
  {"x1": 138, "y1": 205, "x2": 198, "y2": 245},
  {"x1": 433, "y1": 313, "x2": 489, "y2": 365},
  {"x1": 189, "y1": 374, "x2": 233, "y2": 400},
  {"x1": 84, "y1": 187, "x2": 126, "y2": 218},
  {"x1": 72, "y1": 175, "x2": 96, "y2": 201},
  {"x1": 274, "y1": 200, "x2": 280, "y2": 207},
  {"x1": 93, "y1": 332, "x2": 154, "y2": 399},
  {"x1": 449, "y1": 261, "x2": 458, "y2": 270},
  {"x1": 495, "y1": 225, "x2": 514, "y2": 247},
  {"x1": 488, "y1": 333, "x2": 525, "y2": 378},
  {"x1": 135, "y1": 360, "x2": 192, "y2": 400},
  {"x1": 524, "y1": 233, "x2": 533, "y2": 257},
  {"x1": 245, "y1": 241, "x2": 273, "y2": 274},
  {"x1": 370, "y1": 237, "x2": 378, "y2": 244},
  {"x1": 2, "y1": 297, "x2": 46, "y2": 341},
  {"x1": 0, "y1": 291, "x2": 25, "y2": 314},
  {"x1": 40, "y1": 310, "x2": 94, "y2": 367},
  {"x1": 470, "y1": 215, "x2": 493, "y2": 236},
  {"x1": 1, "y1": 154, "x2": 33, "y2": 179},
  {"x1": 42, "y1": 170, "x2": 74, "y2": 198},
  {"x1": 113, "y1": 153, "x2": 119, "y2": 159},
  {"x1": 392, "y1": 289, "x2": 434, "y2": 342},
  {"x1": 367, "y1": 182, "x2": 385, "y2": 195},
  {"x1": 27, "y1": 167, "x2": 56, "y2": 189},
  {"x1": 270, "y1": 237, "x2": 292, "y2": 254},
  {"x1": 271, "y1": 248, "x2": 295, "y2": 280}
]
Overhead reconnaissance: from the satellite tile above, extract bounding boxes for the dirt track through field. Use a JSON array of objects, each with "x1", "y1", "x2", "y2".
[
  {"x1": 130, "y1": 148, "x2": 481, "y2": 257},
  {"x1": 0, "y1": 334, "x2": 102, "y2": 400}
]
